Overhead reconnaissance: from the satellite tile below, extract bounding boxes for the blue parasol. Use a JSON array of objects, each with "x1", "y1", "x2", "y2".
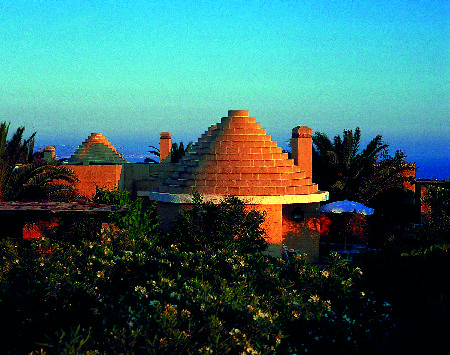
[
  {"x1": 318, "y1": 200, "x2": 374, "y2": 251},
  {"x1": 318, "y1": 200, "x2": 374, "y2": 215}
]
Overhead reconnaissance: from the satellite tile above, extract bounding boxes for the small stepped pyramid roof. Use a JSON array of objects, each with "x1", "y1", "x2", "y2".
[
  {"x1": 68, "y1": 133, "x2": 126, "y2": 165},
  {"x1": 150, "y1": 110, "x2": 328, "y2": 204}
]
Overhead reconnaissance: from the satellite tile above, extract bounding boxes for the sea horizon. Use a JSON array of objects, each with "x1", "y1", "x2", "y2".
[{"x1": 35, "y1": 142, "x2": 450, "y2": 181}]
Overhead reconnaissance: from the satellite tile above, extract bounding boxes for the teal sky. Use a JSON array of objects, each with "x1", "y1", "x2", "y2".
[{"x1": 1, "y1": 0, "x2": 448, "y2": 178}]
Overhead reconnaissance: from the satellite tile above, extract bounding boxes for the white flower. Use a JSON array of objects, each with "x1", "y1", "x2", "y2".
[
  {"x1": 309, "y1": 295, "x2": 320, "y2": 303},
  {"x1": 253, "y1": 310, "x2": 269, "y2": 320},
  {"x1": 342, "y1": 278, "x2": 352, "y2": 287},
  {"x1": 230, "y1": 328, "x2": 240, "y2": 336}
]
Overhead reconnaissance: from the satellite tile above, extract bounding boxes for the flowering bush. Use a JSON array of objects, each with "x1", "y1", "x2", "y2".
[
  {"x1": 0, "y1": 193, "x2": 393, "y2": 354},
  {"x1": 160, "y1": 192, "x2": 268, "y2": 254}
]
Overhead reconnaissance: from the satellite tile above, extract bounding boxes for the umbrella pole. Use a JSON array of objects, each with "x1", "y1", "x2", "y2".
[
  {"x1": 344, "y1": 213, "x2": 350, "y2": 251},
  {"x1": 344, "y1": 214, "x2": 349, "y2": 251}
]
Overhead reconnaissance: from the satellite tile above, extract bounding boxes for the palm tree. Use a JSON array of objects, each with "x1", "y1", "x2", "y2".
[
  {"x1": 312, "y1": 127, "x2": 412, "y2": 204},
  {"x1": 170, "y1": 141, "x2": 193, "y2": 163},
  {"x1": 3, "y1": 159, "x2": 79, "y2": 201},
  {"x1": 145, "y1": 145, "x2": 160, "y2": 164},
  {"x1": 145, "y1": 141, "x2": 193, "y2": 164},
  {"x1": 0, "y1": 122, "x2": 79, "y2": 201},
  {"x1": 0, "y1": 122, "x2": 35, "y2": 190}
]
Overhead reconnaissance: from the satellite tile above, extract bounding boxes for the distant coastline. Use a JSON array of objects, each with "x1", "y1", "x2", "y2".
[{"x1": 36, "y1": 144, "x2": 450, "y2": 181}]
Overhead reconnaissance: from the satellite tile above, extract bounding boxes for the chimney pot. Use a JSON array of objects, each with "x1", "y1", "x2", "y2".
[
  {"x1": 43, "y1": 146, "x2": 55, "y2": 161},
  {"x1": 228, "y1": 110, "x2": 249, "y2": 117},
  {"x1": 291, "y1": 126, "x2": 313, "y2": 178},
  {"x1": 159, "y1": 132, "x2": 172, "y2": 163}
]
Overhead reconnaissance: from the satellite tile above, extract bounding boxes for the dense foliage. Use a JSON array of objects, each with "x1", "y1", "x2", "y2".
[
  {"x1": 420, "y1": 183, "x2": 450, "y2": 245},
  {"x1": 388, "y1": 182, "x2": 450, "y2": 256},
  {"x1": 0, "y1": 190, "x2": 394, "y2": 354},
  {"x1": 160, "y1": 193, "x2": 268, "y2": 254},
  {"x1": 146, "y1": 141, "x2": 193, "y2": 164},
  {"x1": 169, "y1": 141, "x2": 194, "y2": 163},
  {"x1": 0, "y1": 122, "x2": 78, "y2": 201},
  {"x1": 92, "y1": 186, "x2": 158, "y2": 240},
  {"x1": 312, "y1": 127, "x2": 411, "y2": 205}
]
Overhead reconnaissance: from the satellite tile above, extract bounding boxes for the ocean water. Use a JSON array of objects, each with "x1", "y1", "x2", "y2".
[
  {"x1": 38, "y1": 144, "x2": 450, "y2": 181},
  {"x1": 414, "y1": 155, "x2": 449, "y2": 180}
]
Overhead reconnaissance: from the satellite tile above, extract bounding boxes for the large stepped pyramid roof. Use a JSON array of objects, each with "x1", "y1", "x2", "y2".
[
  {"x1": 150, "y1": 110, "x2": 328, "y2": 204},
  {"x1": 68, "y1": 133, "x2": 126, "y2": 165}
]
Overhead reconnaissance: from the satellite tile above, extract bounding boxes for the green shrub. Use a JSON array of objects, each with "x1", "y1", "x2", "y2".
[
  {"x1": 160, "y1": 193, "x2": 268, "y2": 254},
  {"x1": 93, "y1": 185, "x2": 158, "y2": 240},
  {"x1": 0, "y1": 193, "x2": 394, "y2": 354}
]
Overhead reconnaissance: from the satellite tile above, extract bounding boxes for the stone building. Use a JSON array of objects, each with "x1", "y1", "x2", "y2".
[
  {"x1": 55, "y1": 133, "x2": 127, "y2": 198},
  {"x1": 68, "y1": 132, "x2": 126, "y2": 165},
  {"x1": 145, "y1": 110, "x2": 329, "y2": 261},
  {"x1": 41, "y1": 111, "x2": 329, "y2": 261}
]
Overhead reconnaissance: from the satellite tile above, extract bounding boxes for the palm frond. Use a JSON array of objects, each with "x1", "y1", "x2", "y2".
[
  {"x1": 25, "y1": 136, "x2": 36, "y2": 163},
  {"x1": 5, "y1": 126, "x2": 25, "y2": 165},
  {"x1": 325, "y1": 151, "x2": 339, "y2": 166},
  {"x1": 352, "y1": 127, "x2": 361, "y2": 159},
  {"x1": 170, "y1": 141, "x2": 193, "y2": 163},
  {"x1": 3, "y1": 160, "x2": 77, "y2": 201},
  {"x1": 0, "y1": 121, "x2": 10, "y2": 157},
  {"x1": 361, "y1": 135, "x2": 386, "y2": 161},
  {"x1": 148, "y1": 145, "x2": 160, "y2": 157},
  {"x1": 333, "y1": 134, "x2": 343, "y2": 154},
  {"x1": 312, "y1": 127, "x2": 411, "y2": 203},
  {"x1": 312, "y1": 132, "x2": 334, "y2": 156},
  {"x1": 341, "y1": 129, "x2": 354, "y2": 171}
]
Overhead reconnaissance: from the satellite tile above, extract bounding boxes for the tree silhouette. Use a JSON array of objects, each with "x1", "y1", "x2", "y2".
[
  {"x1": 312, "y1": 127, "x2": 412, "y2": 204},
  {"x1": 0, "y1": 122, "x2": 78, "y2": 201},
  {"x1": 169, "y1": 141, "x2": 193, "y2": 163},
  {"x1": 145, "y1": 141, "x2": 193, "y2": 163}
]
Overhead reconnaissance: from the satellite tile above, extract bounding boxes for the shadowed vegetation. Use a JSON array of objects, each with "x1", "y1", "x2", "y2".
[{"x1": 0, "y1": 122, "x2": 78, "y2": 201}]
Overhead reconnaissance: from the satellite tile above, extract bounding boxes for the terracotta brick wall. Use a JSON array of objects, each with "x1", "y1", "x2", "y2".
[
  {"x1": 402, "y1": 165, "x2": 416, "y2": 192},
  {"x1": 23, "y1": 219, "x2": 58, "y2": 240},
  {"x1": 246, "y1": 204, "x2": 283, "y2": 258},
  {"x1": 69, "y1": 165, "x2": 123, "y2": 198},
  {"x1": 282, "y1": 203, "x2": 321, "y2": 263}
]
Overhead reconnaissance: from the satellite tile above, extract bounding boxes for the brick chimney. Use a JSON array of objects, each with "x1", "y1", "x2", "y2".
[
  {"x1": 159, "y1": 132, "x2": 172, "y2": 163},
  {"x1": 291, "y1": 126, "x2": 313, "y2": 178},
  {"x1": 43, "y1": 146, "x2": 55, "y2": 161}
]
